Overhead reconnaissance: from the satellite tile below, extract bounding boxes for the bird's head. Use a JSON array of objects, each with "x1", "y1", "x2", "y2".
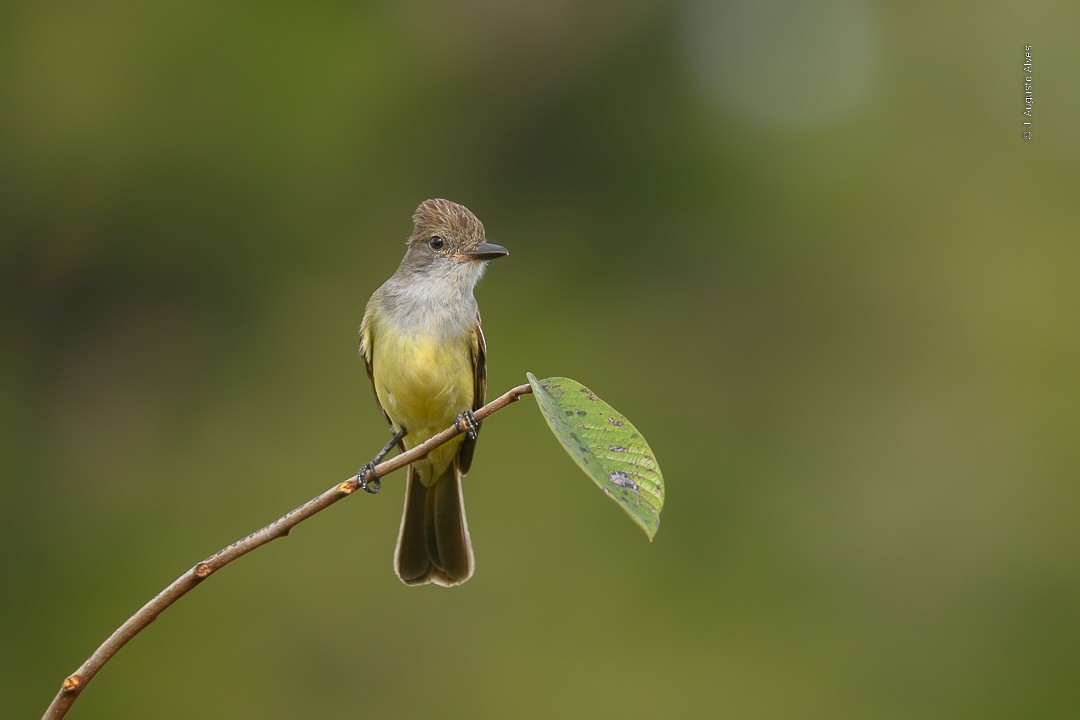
[{"x1": 403, "y1": 199, "x2": 508, "y2": 275}]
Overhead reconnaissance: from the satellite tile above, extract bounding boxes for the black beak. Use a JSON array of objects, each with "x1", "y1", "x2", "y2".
[{"x1": 458, "y1": 242, "x2": 509, "y2": 261}]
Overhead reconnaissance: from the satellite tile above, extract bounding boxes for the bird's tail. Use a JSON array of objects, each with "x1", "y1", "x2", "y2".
[{"x1": 394, "y1": 462, "x2": 474, "y2": 587}]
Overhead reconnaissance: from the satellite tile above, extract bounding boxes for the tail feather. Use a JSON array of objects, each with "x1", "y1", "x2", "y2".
[
  {"x1": 395, "y1": 466, "x2": 431, "y2": 584},
  {"x1": 394, "y1": 463, "x2": 474, "y2": 587},
  {"x1": 432, "y1": 466, "x2": 472, "y2": 581}
]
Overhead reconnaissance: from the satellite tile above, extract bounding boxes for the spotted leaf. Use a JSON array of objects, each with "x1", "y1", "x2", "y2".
[{"x1": 527, "y1": 373, "x2": 664, "y2": 540}]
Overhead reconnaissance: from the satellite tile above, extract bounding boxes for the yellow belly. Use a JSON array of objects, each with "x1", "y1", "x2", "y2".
[{"x1": 372, "y1": 326, "x2": 474, "y2": 485}]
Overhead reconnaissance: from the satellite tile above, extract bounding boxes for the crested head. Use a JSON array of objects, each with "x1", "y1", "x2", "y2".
[
  {"x1": 373, "y1": 198, "x2": 507, "y2": 335},
  {"x1": 410, "y1": 198, "x2": 486, "y2": 248},
  {"x1": 394, "y1": 199, "x2": 508, "y2": 279}
]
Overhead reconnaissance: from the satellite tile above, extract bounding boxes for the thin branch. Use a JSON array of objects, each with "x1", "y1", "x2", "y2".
[{"x1": 43, "y1": 383, "x2": 534, "y2": 720}]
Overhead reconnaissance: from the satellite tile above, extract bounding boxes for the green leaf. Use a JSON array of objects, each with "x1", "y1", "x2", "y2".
[{"x1": 527, "y1": 373, "x2": 665, "y2": 540}]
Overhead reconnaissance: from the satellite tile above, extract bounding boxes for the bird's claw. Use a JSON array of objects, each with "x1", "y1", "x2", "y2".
[
  {"x1": 355, "y1": 425, "x2": 406, "y2": 494},
  {"x1": 357, "y1": 463, "x2": 381, "y2": 494},
  {"x1": 456, "y1": 410, "x2": 479, "y2": 440}
]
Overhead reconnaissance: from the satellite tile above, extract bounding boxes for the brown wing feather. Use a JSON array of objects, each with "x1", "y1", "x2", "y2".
[{"x1": 457, "y1": 314, "x2": 486, "y2": 475}]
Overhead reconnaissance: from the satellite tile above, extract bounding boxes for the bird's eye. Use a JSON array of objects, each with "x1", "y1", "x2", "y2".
[{"x1": 429, "y1": 235, "x2": 444, "y2": 250}]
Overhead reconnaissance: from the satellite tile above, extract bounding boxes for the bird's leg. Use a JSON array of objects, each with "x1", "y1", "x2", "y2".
[
  {"x1": 455, "y1": 410, "x2": 479, "y2": 441},
  {"x1": 358, "y1": 425, "x2": 407, "y2": 494}
]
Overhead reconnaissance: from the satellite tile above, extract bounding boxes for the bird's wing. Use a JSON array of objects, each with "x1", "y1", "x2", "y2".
[
  {"x1": 360, "y1": 312, "x2": 402, "y2": 450},
  {"x1": 457, "y1": 313, "x2": 487, "y2": 475}
]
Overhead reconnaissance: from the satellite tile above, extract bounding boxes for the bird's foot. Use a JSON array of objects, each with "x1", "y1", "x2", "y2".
[
  {"x1": 456, "y1": 410, "x2": 479, "y2": 440},
  {"x1": 357, "y1": 463, "x2": 381, "y2": 494},
  {"x1": 357, "y1": 425, "x2": 408, "y2": 495}
]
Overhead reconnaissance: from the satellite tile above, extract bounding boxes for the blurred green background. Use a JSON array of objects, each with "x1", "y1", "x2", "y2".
[{"x1": 4, "y1": 1, "x2": 1079, "y2": 718}]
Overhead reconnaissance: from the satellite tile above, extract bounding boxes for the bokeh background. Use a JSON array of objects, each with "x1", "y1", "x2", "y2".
[{"x1": 4, "y1": 1, "x2": 1079, "y2": 718}]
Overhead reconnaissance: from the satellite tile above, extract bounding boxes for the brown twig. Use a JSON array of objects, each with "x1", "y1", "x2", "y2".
[{"x1": 43, "y1": 382, "x2": 534, "y2": 720}]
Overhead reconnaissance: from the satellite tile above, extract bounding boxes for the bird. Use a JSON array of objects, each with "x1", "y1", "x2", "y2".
[{"x1": 359, "y1": 199, "x2": 508, "y2": 586}]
